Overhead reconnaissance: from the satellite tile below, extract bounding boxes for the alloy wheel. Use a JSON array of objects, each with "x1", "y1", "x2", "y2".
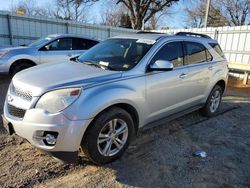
[
  {"x1": 209, "y1": 89, "x2": 221, "y2": 113},
  {"x1": 97, "y1": 118, "x2": 128, "y2": 157}
]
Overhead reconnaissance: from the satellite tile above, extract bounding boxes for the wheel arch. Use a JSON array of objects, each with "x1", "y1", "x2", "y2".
[
  {"x1": 85, "y1": 103, "x2": 140, "y2": 137},
  {"x1": 9, "y1": 59, "x2": 37, "y2": 75},
  {"x1": 215, "y1": 79, "x2": 226, "y2": 94}
]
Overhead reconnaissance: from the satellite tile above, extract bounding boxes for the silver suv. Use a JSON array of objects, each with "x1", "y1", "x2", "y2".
[
  {"x1": 0, "y1": 34, "x2": 99, "y2": 76},
  {"x1": 2, "y1": 32, "x2": 228, "y2": 164}
]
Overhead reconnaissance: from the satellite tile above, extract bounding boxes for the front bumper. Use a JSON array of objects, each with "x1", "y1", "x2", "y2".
[{"x1": 3, "y1": 101, "x2": 93, "y2": 155}]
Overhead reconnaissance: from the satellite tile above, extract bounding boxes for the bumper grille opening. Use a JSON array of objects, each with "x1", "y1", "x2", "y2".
[{"x1": 7, "y1": 103, "x2": 26, "y2": 118}]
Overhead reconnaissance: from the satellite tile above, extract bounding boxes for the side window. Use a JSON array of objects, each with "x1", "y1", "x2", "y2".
[
  {"x1": 151, "y1": 42, "x2": 184, "y2": 67},
  {"x1": 209, "y1": 43, "x2": 225, "y2": 58},
  {"x1": 185, "y1": 42, "x2": 207, "y2": 65},
  {"x1": 72, "y1": 38, "x2": 99, "y2": 50},
  {"x1": 46, "y1": 38, "x2": 72, "y2": 51}
]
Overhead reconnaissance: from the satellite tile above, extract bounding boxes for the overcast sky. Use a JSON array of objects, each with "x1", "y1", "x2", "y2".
[{"x1": 0, "y1": 0, "x2": 191, "y2": 29}]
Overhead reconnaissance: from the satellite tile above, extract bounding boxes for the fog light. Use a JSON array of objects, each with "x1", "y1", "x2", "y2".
[{"x1": 45, "y1": 134, "x2": 57, "y2": 145}]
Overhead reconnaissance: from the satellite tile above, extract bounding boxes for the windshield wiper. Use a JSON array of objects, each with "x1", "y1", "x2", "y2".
[
  {"x1": 70, "y1": 56, "x2": 80, "y2": 62},
  {"x1": 84, "y1": 61, "x2": 109, "y2": 70}
]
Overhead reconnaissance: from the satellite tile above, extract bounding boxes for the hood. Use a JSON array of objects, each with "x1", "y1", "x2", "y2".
[
  {"x1": 12, "y1": 61, "x2": 122, "y2": 96},
  {"x1": 0, "y1": 46, "x2": 32, "y2": 52}
]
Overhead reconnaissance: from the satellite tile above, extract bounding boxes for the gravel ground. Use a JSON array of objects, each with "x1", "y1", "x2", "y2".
[{"x1": 0, "y1": 76, "x2": 250, "y2": 188}]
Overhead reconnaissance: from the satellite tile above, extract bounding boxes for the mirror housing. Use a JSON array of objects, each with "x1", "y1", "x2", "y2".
[{"x1": 148, "y1": 60, "x2": 173, "y2": 72}]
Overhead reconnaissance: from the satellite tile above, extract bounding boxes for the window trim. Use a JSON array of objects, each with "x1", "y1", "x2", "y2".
[
  {"x1": 183, "y1": 41, "x2": 212, "y2": 65},
  {"x1": 206, "y1": 49, "x2": 213, "y2": 62}
]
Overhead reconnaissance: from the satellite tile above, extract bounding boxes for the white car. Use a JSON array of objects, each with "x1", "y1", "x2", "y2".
[{"x1": 0, "y1": 34, "x2": 99, "y2": 76}]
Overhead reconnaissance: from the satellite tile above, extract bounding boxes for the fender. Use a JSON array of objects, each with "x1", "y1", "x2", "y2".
[
  {"x1": 64, "y1": 78, "x2": 147, "y2": 127},
  {"x1": 7, "y1": 54, "x2": 38, "y2": 72},
  {"x1": 203, "y1": 60, "x2": 228, "y2": 102}
]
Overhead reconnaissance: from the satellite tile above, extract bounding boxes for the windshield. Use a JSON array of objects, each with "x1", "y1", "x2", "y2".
[
  {"x1": 28, "y1": 37, "x2": 54, "y2": 47},
  {"x1": 78, "y1": 38, "x2": 154, "y2": 71}
]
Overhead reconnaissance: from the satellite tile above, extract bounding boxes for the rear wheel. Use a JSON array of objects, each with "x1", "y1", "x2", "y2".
[
  {"x1": 81, "y1": 107, "x2": 134, "y2": 165},
  {"x1": 201, "y1": 85, "x2": 223, "y2": 117}
]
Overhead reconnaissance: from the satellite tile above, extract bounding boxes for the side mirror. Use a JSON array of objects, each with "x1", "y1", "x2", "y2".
[{"x1": 148, "y1": 60, "x2": 173, "y2": 72}]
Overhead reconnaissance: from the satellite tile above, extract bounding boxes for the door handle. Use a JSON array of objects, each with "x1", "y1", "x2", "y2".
[
  {"x1": 179, "y1": 73, "x2": 187, "y2": 79},
  {"x1": 208, "y1": 66, "x2": 213, "y2": 70}
]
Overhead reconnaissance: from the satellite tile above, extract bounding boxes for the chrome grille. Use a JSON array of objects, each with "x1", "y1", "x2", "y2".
[
  {"x1": 7, "y1": 104, "x2": 26, "y2": 118},
  {"x1": 11, "y1": 84, "x2": 32, "y2": 101}
]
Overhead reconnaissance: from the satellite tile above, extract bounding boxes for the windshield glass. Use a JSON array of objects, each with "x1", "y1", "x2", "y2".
[
  {"x1": 78, "y1": 38, "x2": 154, "y2": 71},
  {"x1": 28, "y1": 37, "x2": 54, "y2": 47}
]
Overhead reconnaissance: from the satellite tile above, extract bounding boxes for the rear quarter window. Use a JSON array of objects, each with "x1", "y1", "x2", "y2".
[
  {"x1": 209, "y1": 43, "x2": 225, "y2": 58},
  {"x1": 72, "y1": 38, "x2": 99, "y2": 50}
]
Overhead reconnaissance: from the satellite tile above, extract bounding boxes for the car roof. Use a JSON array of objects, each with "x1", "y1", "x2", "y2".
[
  {"x1": 112, "y1": 32, "x2": 217, "y2": 43},
  {"x1": 47, "y1": 34, "x2": 100, "y2": 42},
  {"x1": 112, "y1": 33, "x2": 165, "y2": 41}
]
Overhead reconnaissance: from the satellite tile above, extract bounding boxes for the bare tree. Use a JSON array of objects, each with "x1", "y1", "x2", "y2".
[
  {"x1": 102, "y1": 6, "x2": 122, "y2": 26},
  {"x1": 101, "y1": 2, "x2": 132, "y2": 28},
  {"x1": 186, "y1": 0, "x2": 250, "y2": 28},
  {"x1": 186, "y1": 0, "x2": 230, "y2": 28},
  {"x1": 51, "y1": 0, "x2": 98, "y2": 21},
  {"x1": 219, "y1": 0, "x2": 250, "y2": 26},
  {"x1": 116, "y1": 0, "x2": 179, "y2": 30}
]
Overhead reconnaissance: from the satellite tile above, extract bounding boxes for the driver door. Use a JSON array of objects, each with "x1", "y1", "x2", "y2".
[
  {"x1": 38, "y1": 37, "x2": 73, "y2": 64},
  {"x1": 145, "y1": 41, "x2": 192, "y2": 124}
]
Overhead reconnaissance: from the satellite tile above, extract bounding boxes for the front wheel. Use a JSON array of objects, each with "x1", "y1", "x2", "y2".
[
  {"x1": 80, "y1": 107, "x2": 134, "y2": 165},
  {"x1": 10, "y1": 63, "x2": 34, "y2": 77},
  {"x1": 201, "y1": 85, "x2": 223, "y2": 117}
]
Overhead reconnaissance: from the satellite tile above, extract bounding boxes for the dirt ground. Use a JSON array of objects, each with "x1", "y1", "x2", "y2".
[{"x1": 0, "y1": 76, "x2": 250, "y2": 188}]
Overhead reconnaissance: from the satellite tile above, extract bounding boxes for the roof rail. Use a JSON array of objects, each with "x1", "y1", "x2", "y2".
[
  {"x1": 136, "y1": 31, "x2": 164, "y2": 34},
  {"x1": 175, "y1": 32, "x2": 211, "y2": 39}
]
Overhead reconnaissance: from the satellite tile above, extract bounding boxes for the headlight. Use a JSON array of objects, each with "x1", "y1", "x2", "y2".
[
  {"x1": 36, "y1": 88, "x2": 81, "y2": 113},
  {"x1": 0, "y1": 50, "x2": 10, "y2": 58}
]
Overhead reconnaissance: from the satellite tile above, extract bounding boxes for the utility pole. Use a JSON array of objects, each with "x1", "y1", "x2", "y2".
[{"x1": 204, "y1": 0, "x2": 211, "y2": 27}]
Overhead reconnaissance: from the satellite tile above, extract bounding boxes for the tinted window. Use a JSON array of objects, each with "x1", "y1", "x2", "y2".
[
  {"x1": 151, "y1": 42, "x2": 184, "y2": 67},
  {"x1": 72, "y1": 38, "x2": 99, "y2": 50},
  {"x1": 185, "y1": 42, "x2": 207, "y2": 64},
  {"x1": 47, "y1": 38, "x2": 72, "y2": 51},
  {"x1": 209, "y1": 43, "x2": 225, "y2": 58}
]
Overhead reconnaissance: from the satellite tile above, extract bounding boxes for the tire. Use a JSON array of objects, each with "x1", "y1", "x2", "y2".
[
  {"x1": 10, "y1": 63, "x2": 34, "y2": 77},
  {"x1": 201, "y1": 85, "x2": 223, "y2": 117},
  {"x1": 81, "y1": 107, "x2": 134, "y2": 165}
]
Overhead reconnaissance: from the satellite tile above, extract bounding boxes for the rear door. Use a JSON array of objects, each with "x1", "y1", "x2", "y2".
[
  {"x1": 72, "y1": 38, "x2": 99, "y2": 57},
  {"x1": 183, "y1": 41, "x2": 213, "y2": 104},
  {"x1": 38, "y1": 37, "x2": 73, "y2": 64}
]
